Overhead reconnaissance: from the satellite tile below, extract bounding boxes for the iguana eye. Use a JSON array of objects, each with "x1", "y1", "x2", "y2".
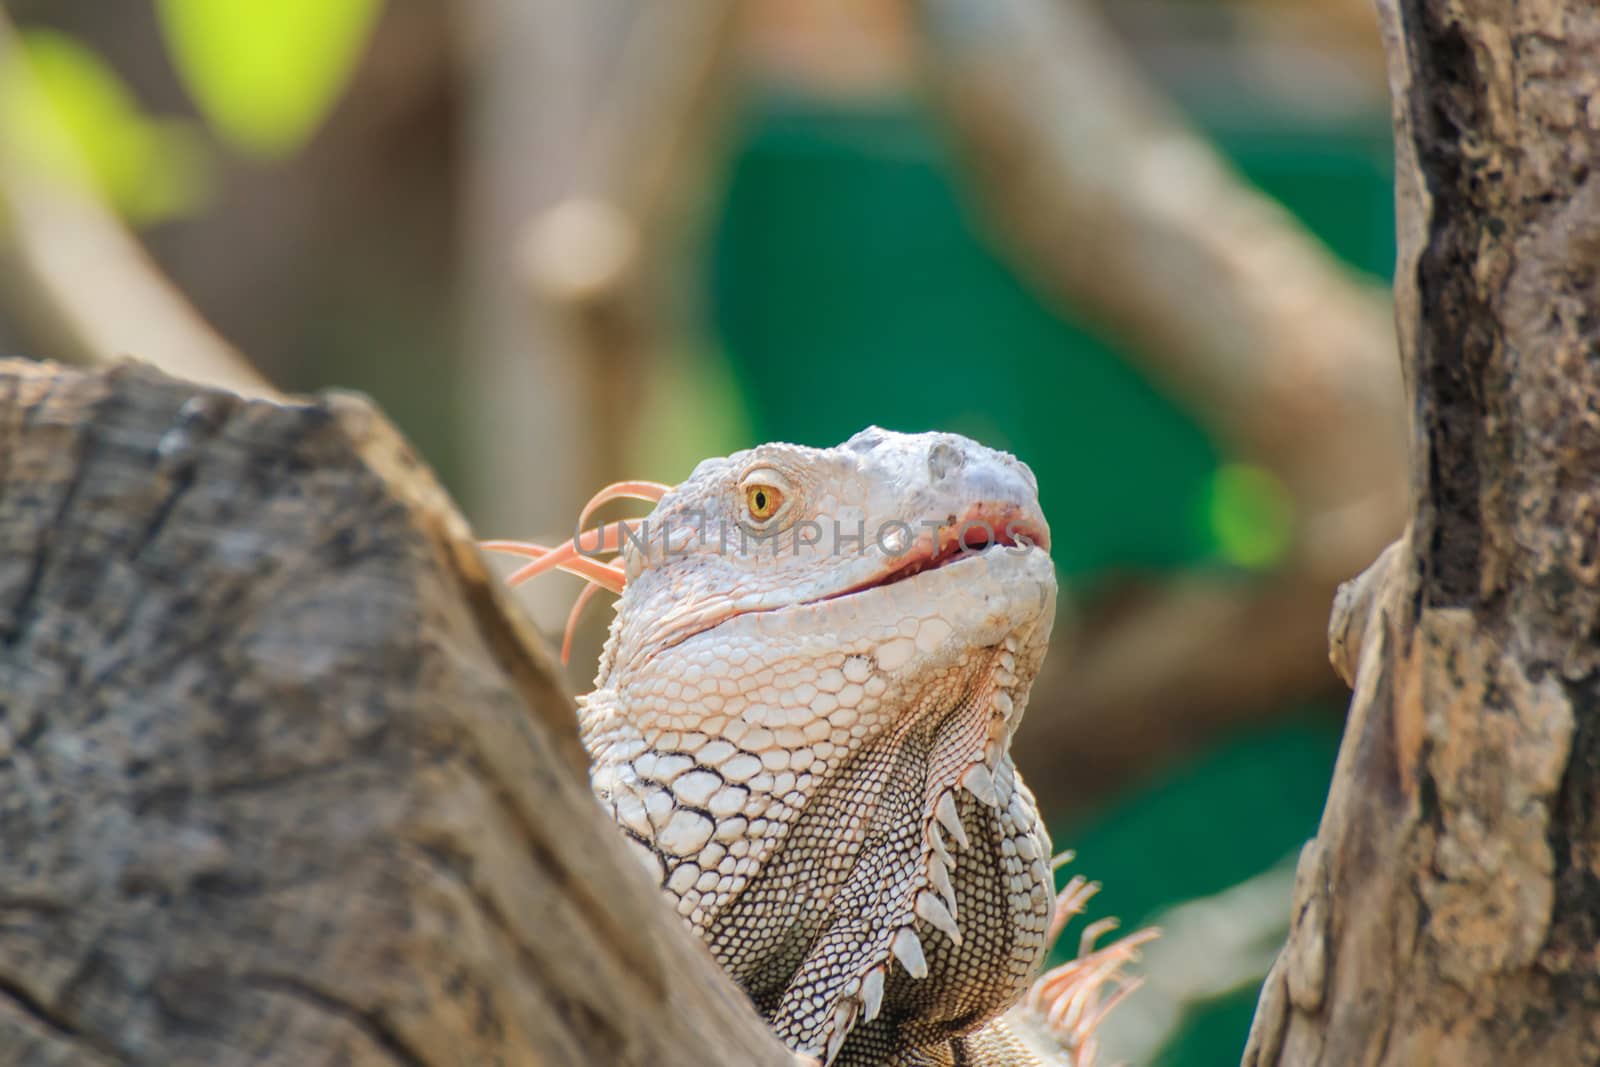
[
  {"x1": 746, "y1": 484, "x2": 784, "y2": 521},
  {"x1": 739, "y1": 468, "x2": 792, "y2": 525}
]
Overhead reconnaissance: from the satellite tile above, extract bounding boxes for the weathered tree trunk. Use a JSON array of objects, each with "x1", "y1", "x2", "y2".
[
  {"x1": 1244, "y1": 2, "x2": 1600, "y2": 1064},
  {"x1": 0, "y1": 359, "x2": 792, "y2": 1066}
]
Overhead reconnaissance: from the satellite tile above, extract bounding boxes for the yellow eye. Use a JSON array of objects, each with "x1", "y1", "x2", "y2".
[{"x1": 746, "y1": 484, "x2": 784, "y2": 521}]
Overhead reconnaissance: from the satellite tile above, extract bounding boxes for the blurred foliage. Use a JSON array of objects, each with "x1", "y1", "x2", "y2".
[
  {"x1": 0, "y1": 28, "x2": 211, "y2": 222},
  {"x1": 1206, "y1": 463, "x2": 1295, "y2": 570},
  {"x1": 2, "y1": 0, "x2": 381, "y2": 230},
  {"x1": 155, "y1": 0, "x2": 383, "y2": 157}
]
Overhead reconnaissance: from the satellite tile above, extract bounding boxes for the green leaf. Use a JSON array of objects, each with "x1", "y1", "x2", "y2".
[
  {"x1": 1205, "y1": 462, "x2": 1295, "y2": 570},
  {"x1": 156, "y1": 0, "x2": 383, "y2": 157},
  {"x1": 1, "y1": 29, "x2": 211, "y2": 223}
]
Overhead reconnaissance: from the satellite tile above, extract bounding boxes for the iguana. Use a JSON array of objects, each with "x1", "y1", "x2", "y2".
[{"x1": 485, "y1": 428, "x2": 1151, "y2": 1066}]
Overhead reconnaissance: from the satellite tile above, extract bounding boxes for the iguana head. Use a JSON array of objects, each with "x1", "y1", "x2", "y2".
[{"x1": 595, "y1": 426, "x2": 1055, "y2": 688}]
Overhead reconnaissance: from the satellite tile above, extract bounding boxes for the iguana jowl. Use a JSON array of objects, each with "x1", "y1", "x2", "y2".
[{"x1": 488, "y1": 428, "x2": 1148, "y2": 1066}]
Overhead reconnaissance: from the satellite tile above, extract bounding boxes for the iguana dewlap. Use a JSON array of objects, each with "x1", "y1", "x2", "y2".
[{"x1": 487, "y1": 428, "x2": 1148, "y2": 1067}]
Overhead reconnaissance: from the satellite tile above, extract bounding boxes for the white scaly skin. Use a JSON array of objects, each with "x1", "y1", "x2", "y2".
[{"x1": 577, "y1": 428, "x2": 1083, "y2": 1066}]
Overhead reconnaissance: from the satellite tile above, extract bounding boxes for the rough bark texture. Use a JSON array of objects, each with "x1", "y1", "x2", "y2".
[
  {"x1": 0, "y1": 359, "x2": 792, "y2": 1066},
  {"x1": 1243, "y1": 2, "x2": 1600, "y2": 1063}
]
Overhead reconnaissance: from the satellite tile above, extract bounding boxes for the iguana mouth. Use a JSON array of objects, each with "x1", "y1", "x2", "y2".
[{"x1": 823, "y1": 506, "x2": 1050, "y2": 603}]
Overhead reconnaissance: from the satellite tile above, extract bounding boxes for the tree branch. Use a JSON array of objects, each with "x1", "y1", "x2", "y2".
[
  {"x1": 1244, "y1": 2, "x2": 1600, "y2": 1061},
  {"x1": 915, "y1": 0, "x2": 1408, "y2": 782},
  {"x1": 0, "y1": 358, "x2": 793, "y2": 1066},
  {"x1": 0, "y1": 12, "x2": 273, "y2": 398}
]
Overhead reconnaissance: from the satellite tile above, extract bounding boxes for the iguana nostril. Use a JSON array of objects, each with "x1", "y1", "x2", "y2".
[{"x1": 928, "y1": 441, "x2": 966, "y2": 480}]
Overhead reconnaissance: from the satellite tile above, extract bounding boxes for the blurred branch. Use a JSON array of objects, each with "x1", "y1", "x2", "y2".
[
  {"x1": 917, "y1": 0, "x2": 1402, "y2": 477},
  {"x1": 0, "y1": 11, "x2": 273, "y2": 398},
  {"x1": 457, "y1": 0, "x2": 609, "y2": 623},
  {"x1": 519, "y1": 0, "x2": 746, "y2": 480},
  {"x1": 1243, "y1": 0, "x2": 1382, "y2": 52},
  {"x1": 916, "y1": 0, "x2": 1407, "y2": 793},
  {"x1": 461, "y1": 1, "x2": 743, "y2": 675},
  {"x1": 459, "y1": 2, "x2": 740, "y2": 654},
  {"x1": 1100, "y1": 850, "x2": 1298, "y2": 1065},
  {"x1": 1023, "y1": 569, "x2": 1348, "y2": 811}
]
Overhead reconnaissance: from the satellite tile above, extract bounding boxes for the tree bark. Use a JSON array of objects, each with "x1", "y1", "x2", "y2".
[
  {"x1": 0, "y1": 359, "x2": 792, "y2": 1066},
  {"x1": 1244, "y1": 2, "x2": 1600, "y2": 1063}
]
